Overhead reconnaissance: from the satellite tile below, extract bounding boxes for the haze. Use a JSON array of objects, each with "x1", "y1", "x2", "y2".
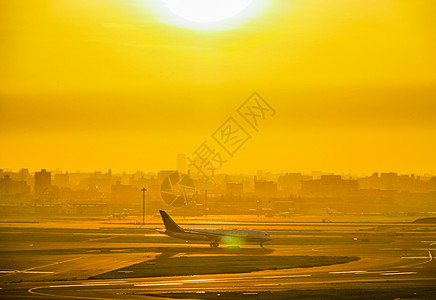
[
  {"x1": 1, "y1": 2, "x2": 436, "y2": 298},
  {"x1": 1, "y1": 0, "x2": 435, "y2": 174}
]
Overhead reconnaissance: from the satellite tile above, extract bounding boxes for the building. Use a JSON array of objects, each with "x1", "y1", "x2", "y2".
[
  {"x1": 277, "y1": 173, "x2": 308, "y2": 192},
  {"x1": 111, "y1": 182, "x2": 140, "y2": 202},
  {"x1": 158, "y1": 170, "x2": 178, "y2": 183},
  {"x1": 301, "y1": 175, "x2": 358, "y2": 196},
  {"x1": 0, "y1": 175, "x2": 30, "y2": 196},
  {"x1": 254, "y1": 181, "x2": 277, "y2": 196},
  {"x1": 177, "y1": 154, "x2": 187, "y2": 174},
  {"x1": 380, "y1": 173, "x2": 398, "y2": 190},
  {"x1": 54, "y1": 172, "x2": 70, "y2": 188},
  {"x1": 34, "y1": 169, "x2": 51, "y2": 195},
  {"x1": 226, "y1": 183, "x2": 243, "y2": 196}
]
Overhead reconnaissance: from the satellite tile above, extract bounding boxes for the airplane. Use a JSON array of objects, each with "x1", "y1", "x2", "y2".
[{"x1": 158, "y1": 210, "x2": 272, "y2": 248}]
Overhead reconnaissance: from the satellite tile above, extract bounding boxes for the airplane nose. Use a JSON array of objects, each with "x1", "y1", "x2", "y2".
[{"x1": 267, "y1": 235, "x2": 272, "y2": 241}]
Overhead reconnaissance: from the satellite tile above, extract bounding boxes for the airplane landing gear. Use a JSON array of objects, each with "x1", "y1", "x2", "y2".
[
  {"x1": 260, "y1": 243, "x2": 264, "y2": 248},
  {"x1": 210, "y1": 242, "x2": 219, "y2": 248}
]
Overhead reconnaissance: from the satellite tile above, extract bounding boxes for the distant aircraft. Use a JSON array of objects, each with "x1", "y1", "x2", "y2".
[{"x1": 158, "y1": 210, "x2": 272, "y2": 248}]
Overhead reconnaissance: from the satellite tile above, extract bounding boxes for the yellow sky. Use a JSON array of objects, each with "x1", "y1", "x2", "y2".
[{"x1": 1, "y1": 0, "x2": 435, "y2": 174}]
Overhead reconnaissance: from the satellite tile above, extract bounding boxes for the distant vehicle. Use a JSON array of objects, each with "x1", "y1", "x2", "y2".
[
  {"x1": 108, "y1": 208, "x2": 136, "y2": 220},
  {"x1": 158, "y1": 210, "x2": 272, "y2": 248},
  {"x1": 326, "y1": 208, "x2": 344, "y2": 216}
]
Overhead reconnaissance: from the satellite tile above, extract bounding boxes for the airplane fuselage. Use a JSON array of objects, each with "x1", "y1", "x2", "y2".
[{"x1": 160, "y1": 228, "x2": 272, "y2": 244}]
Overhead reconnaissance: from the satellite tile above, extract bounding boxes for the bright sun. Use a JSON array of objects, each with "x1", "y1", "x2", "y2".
[
  {"x1": 162, "y1": 0, "x2": 253, "y2": 23},
  {"x1": 148, "y1": 0, "x2": 268, "y2": 31}
]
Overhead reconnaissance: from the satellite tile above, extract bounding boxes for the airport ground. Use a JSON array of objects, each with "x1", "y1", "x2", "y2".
[{"x1": 0, "y1": 214, "x2": 435, "y2": 299}]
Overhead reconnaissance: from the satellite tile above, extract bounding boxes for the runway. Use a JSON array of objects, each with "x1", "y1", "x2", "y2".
[
  {"x1": 0, "y1": 218, "x2": 435, "y2": 299},
  {"x1": 26, "y1": 259, "x2": 435, "y2": 299}
]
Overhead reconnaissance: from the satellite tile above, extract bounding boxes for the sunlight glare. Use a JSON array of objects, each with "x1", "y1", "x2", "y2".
[
  {"x1": 162, "y1": 0, "x2": 253, "y2": 23},
  {"x1": 147, "y1": 0, "x2": 269, "y2": 31}
]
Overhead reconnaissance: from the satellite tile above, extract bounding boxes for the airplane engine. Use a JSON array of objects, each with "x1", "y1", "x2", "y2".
[{"x1": 221, "y1": 236, "x2": 243, "y2": 245}]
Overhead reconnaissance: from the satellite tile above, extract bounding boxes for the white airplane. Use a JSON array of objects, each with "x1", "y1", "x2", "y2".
[{"x1": 158, "y1": 210, "x2": 272, "y2": 248}]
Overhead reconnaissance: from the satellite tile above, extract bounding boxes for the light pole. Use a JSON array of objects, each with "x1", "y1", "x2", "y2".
[{"x1": 141, "y1": 188, "x2": 146, "y2": 225}]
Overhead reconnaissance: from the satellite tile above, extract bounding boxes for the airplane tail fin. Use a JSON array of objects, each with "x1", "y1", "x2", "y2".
[{"x1": 159, "y1": 210, "x2": 183, "y2": 232}]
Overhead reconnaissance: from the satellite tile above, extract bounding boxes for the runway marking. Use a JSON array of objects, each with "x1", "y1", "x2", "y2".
[
  {"x1": 0, "y1": 271, "x2": 54, "y2": 274},
  {"x1": 23, "y1": 271, "x2": 55, "y2": 274},
  {"x1": 380, "y1": 272, "x2": 417, "y2": 276},
  {"x1": 143, "y1": 234, "x2": 165, "y2": 237},
  {"x1": 254, "y1": 277, "x2": 436, "y2": 287},
  {"x1": 412, "y1": 248, "x2": 436, "y2": 251},
  {"x1": 28, "y1": 286, "x2": 111, "y2": 300},
  {"x1": 0, "y1": 257, "x2": 82, "y2": 278},
  {"x1": 421, "y1": 241, "x2": 436, "y2": 245},
  {"x1": 87, "y1": 281, "x2": 127, "y2": 284},
  {"x1": 135, "y1": 282, "x2": 183, "y2": 287},
  {"x1": 408, "y1": 250, "x2": 433, "y2": 267},
  {"x1": 375, "y1": 271, "x2": 398, "y2": 273},
  {"x1": 329, "y1": 270, "x2": 416, "y2": 275},
  {"x1": 24, "y1": 257, "x2": 82, "y2": 271},
  {"x1": 262, "y1": 275, "x2": 312, "y2": 279},
  {"x1": 401, "y1": 256, "x2": 429, "y2": 259},
  {"x1": 379, "y1": 248, "x2": 402, "y2": 250},
  {"x1": 0, "y1": 270, "x2": 19, "y2": 274},
  {"x1": 87, "y1": 236, "x2": 118, "y2": 242},
  {"x1": 329, "y1": 271, "x2": 367, "y2": 274},
  {"x1": 136, "y1": 280, "x2": 183, "y2": 284},
  {"x1": 134, "y1": 278, "x2": 216, "y2": 286},
  {"x1": 181, "y1": 279, "x2": 216, "y2": 283},
  {"x1": 49, "y1": 284, "x2": 110, "y2": 288}
]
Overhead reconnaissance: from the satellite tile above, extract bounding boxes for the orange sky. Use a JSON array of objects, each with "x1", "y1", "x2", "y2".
[{"x1": 1, "y1": 0, "x2": 435, "y2": 175}]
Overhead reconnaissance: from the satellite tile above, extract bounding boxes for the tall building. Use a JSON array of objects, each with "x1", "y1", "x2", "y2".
[
  {"x1": 177, "y1": 154, "x2": 186, "y2": 174},
  {"x1": 34, "y1": 169, "x2": 51, "y2": 195}
]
